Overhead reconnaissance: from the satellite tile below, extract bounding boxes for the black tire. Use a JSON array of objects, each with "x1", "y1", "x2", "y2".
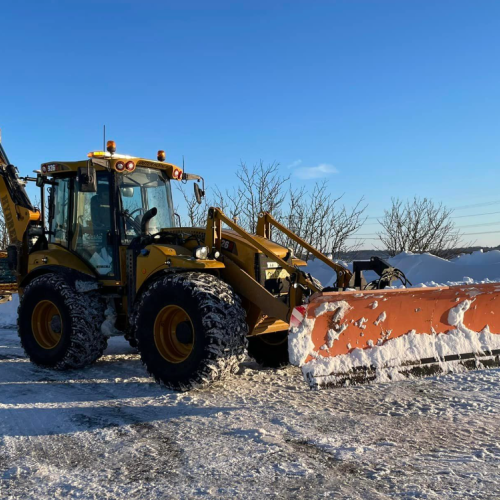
[
  {"x1": 247, "y1": 331, "x2": 289, "y2": 368},
  {"x1": 132, "y1": 272, "x2": 248, "y2": 391},
  {"x1": 125, "y1": 334, "x2": 138, "y2": 350},
  {"x1": 18, "y1": 273, "x2": 107, "y2": 369},
  {"x1": 124, "y1": 323, "x2": 138, "y2": 349}
]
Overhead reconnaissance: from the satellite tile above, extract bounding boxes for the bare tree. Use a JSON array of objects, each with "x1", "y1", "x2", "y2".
[
  {"x1": 216, "y1": 161, "x2": 290, "y2": 233},
  {"x1": 378, "y1": 197, "x2": 462, "y2": 258},
  {"x1": 176, "y1": 184, "x2": 208, "y2": 227},
  {"x1": 275, "y1": 183, "x2": 366, "y2": 260},
  {"x1": 206, "y1": 161, "x2": 367, "y2": 261},
  {"x1": 212, "y1": 185, "x2": 245, "y2": 224}
]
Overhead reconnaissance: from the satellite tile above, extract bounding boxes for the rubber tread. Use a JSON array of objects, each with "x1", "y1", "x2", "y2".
[
  {"x1": 131, "y1": 272, "x2": 248, "y2": 391},
  {"x1": 18, "y1": 273, "x2": 107, "y2": 369}
]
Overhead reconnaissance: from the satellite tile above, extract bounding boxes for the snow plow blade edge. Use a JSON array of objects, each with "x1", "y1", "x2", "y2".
[{"x1": 288, "y1": 283, "x2": 500, "y2": 388}]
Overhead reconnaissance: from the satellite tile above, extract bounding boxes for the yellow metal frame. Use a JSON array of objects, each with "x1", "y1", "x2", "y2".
[
  {"x1": 205, "y1": 207, "x2": 318, "y2": 293},
  {"x1": 256, "y1": 211, "x2": 352, "y2": 288},
  {"x1": 0, "y1": 177, "x2": 40, "y2": 246},
  {"x1": 202, "y1": 207, "x2": 353, "y2": 330},
  {"x1": 40, "y1": 156, "x2": 184, "y2": 182},
  {"x1": 205, "y1": 207, "x2": 352, "y2": 291}
]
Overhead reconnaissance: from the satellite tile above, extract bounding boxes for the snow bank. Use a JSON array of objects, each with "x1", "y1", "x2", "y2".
[
  {"x1": 391, "y1": 250, "x2": 500, "y2": 285},
  {"x1": 303, "y1": 249, "x2": 500, "y2": 288}
]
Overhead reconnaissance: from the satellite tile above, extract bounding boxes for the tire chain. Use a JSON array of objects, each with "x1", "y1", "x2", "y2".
[
  {"x1": 18, "y1": 273, "x2": 107, "y2": 369},
  {"x1": 131, "y1": 272, "x2": 248, "y2": 390}
]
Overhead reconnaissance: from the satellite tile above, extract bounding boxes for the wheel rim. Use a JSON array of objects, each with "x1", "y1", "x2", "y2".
[
  {"x1": 154, "y1": 305, "x2": 194, "y2": 363},
  {"x1": 31, "y1": 300, "x2": 63, "y2": 349}
]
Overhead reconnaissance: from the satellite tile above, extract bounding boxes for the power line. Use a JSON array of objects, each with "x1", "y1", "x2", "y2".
[
  {"x1": 363, "y1": 210, "x2": 500, "y2": 225},
  {"x1": 452, "y1": 210, "x2": 500, "y2": 219},
  {"x1": 457, "y1": 221, "x2": 500, "y2": 229},
  {"x1": 460, "y1": 230, "x2": 500, "y2": 236},
  {"x1": 355, "y1": 220, "x2": 500, "y2": 236},
  {"x1": 347, "y1": 229, "x2": 500, "y2": 240},
  {"x1": 364, "y1": 200, "x2": 500, "y2": 221},
  {"x1": 451, "y1": 200, "x2": 500, "y2": 211}
]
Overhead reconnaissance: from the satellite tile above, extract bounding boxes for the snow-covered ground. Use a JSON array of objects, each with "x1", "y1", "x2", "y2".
[
  {"x1": 2, "y1": 250, "x2": 500, "y2": 499},
  {"x1": 1, "y1": 331, "x2": 500, "y2": 499}
]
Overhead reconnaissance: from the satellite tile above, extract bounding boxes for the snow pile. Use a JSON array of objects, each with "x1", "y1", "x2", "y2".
[
  {"x1": 0, "y1": 294, "x2": 19, "y2": 327},
  {"x1": 288, "y1": 316, "x2": 316, "y2": 366},
  {"x1": 100, "y1": 301, "x2": 123, "y2": 338},
  {"x1": 304, "y1": 249, "x2": 500, "y2": 288},
  {"x1": 289, "y1": 301, "x2": 351, "y2": 365},
  {"x1": 391, "y1": 250, "x2": 500, "y2": 285}
]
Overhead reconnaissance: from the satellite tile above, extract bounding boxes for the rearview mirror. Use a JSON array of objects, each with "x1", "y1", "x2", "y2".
[
  {"x1": 122, "y1": 187, "x2": 134, "y2": 198},
  {"x1": 78, "y1": 165, "x2": 97, "y2": 193},
  {"x1": 194, "y1": 183, "x2": 204, "y2": 205}
]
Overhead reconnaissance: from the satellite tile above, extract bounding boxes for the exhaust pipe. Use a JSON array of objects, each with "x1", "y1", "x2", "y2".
[{"x1": 141, "y1": 207, "x2": 157, "y2": 236}]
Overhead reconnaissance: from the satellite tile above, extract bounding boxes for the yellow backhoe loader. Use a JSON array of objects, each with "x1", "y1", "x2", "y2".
[{"x1": 1, "y1": 136, "x2": 499, "y2": 391}]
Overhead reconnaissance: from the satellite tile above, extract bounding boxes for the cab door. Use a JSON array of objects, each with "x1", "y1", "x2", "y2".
[{"x1": 70, "y1": 172, "x2": 119, "y2": 278}]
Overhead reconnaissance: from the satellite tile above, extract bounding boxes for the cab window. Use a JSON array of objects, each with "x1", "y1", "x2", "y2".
[
  {"x1": 71, "y1": 173, "x2": 116, "y2": 277},
  {"x1": 119, "y1": 167, "x2": 174, "y2": 244},
  {"x1": 48, "y1": 177, "x2": 70, "y2": 247}
]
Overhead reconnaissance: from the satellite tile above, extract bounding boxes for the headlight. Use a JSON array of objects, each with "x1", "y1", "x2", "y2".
[{"x1": 194, "y1": 246, "x2": 209, "y2": 259}]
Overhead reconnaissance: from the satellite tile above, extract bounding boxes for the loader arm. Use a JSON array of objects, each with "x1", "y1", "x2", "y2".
[
  {"x1": 256, "y1": 211, "x2": 352, "y2": 288},
  {"x1": 0, "y1": 141, "x2": 9, "y2": 167},
  {"x1": 205, "y1": 207, "x2": 328, "y2": 295},
  {"x1": 0, "y1": 139, "x2": 40, "y2": 285},
  {"x1": 0, "y1": 141, "x2": 39, "y2": 245}
]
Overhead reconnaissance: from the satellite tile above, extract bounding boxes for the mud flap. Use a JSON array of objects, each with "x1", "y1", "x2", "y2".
[{"x1": 288, "y1": 284, "x2": 500, "y2": 388}]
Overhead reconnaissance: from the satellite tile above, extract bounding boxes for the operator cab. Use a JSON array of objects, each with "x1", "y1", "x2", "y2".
[
  {"x1": 118, "y1": 167, "x2": 174, "y2": 244},
  {"x1": 36, "y1": 142, "x2": 187, "y2": 280}
]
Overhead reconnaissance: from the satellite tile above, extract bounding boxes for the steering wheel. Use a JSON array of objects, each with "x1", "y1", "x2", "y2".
[
  {"x1": 128, "y1": 207, "x2": 145, "y2": 217},
  {"x1": 122, "y1": 210, "x2": 142, "y2": 234}
]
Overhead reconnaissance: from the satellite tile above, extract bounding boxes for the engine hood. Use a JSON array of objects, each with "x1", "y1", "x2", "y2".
[
  {"x1": 165, "y1": 227, "x2": 289, "y2": 259},
  {"x1": 220, "y1": 229, "x2": 289, "y2": 258},
  {"x1": 164, "y1": 226, "x2": 291, "y2": 276}
]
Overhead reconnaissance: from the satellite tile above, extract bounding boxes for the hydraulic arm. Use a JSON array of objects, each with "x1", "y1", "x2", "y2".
[{"x1": 0, "y1": 140, "x2": 39, "y2": 281}]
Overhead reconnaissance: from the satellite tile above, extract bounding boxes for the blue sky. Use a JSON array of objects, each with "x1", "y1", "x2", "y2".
[{"x1": 1, "y1": 0, "x2": 500, "y2": 247}]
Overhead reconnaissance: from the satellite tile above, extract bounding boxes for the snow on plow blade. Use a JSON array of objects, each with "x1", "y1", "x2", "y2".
[{"x1": 288, "y1": 283, "x2": 500, "y2": 389}]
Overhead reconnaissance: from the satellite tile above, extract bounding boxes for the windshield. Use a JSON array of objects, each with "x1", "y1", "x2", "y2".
[{"x1": 118, "y1": 167, "x2": 174, "y2": 243}]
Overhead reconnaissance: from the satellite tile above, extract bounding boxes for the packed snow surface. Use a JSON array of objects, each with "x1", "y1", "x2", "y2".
[
  {"x1": 289, "y1": 301, "x2": 351, "y2": 366},
  {"x1": 0, "y1": 294, "x2": 18, "y2": 327},
  {"x1": 1, "y1": 331, "x2": 500, "y2": 499}
]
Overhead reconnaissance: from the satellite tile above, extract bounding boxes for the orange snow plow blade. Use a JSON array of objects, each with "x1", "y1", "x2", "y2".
[{"x1": 289, "y1": 283, "x2": 500, "y2": 388}]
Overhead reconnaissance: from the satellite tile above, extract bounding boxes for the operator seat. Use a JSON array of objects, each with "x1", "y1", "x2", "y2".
[{"x1": 90, "y1": 191, "x2": 110, "y2": 229}]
